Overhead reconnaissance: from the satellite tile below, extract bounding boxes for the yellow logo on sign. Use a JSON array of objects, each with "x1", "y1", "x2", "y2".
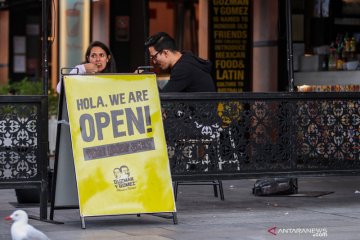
[{"x1": 113, "y1": 165, "x2": 136, "y2": 191}]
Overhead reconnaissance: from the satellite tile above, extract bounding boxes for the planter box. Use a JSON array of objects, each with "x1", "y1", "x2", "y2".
[
  {"x1": 15, "y1": 188, "x2": 40, "y2": 203},
  {"x1": 15, "y1": 170, "x2": 53, "y2": 203}
]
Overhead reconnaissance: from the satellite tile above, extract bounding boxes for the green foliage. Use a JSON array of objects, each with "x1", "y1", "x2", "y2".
[
  {"x1": 0, "y1": 84, "x2": 10, "y2": 95},
  {"x1": 48, "y1": 88, "x2": 59, "y2": 116},
  {"x1": 0, "y1": 78, "x2": 59, "y2": 116},
  {"x1": 10, "y1": 78, "x2": 43, "y2": 95}
]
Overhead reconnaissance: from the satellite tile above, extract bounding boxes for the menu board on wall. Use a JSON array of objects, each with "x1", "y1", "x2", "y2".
[{"x1": 209, "y1": 0, "x2": 252, "y2": 92}]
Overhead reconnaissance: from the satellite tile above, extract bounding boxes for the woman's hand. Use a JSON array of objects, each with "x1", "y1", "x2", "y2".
[{"x1": 84, "y1": 63, "x2": 100, "y2": 73}]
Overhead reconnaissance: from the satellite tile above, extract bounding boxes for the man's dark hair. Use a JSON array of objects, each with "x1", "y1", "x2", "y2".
[
  {"x1": 84, "y1": 41, "x2": 117, "y2": 73},
  {"x1": 144, "y1": 32, "x2": 178, "y2": 52}
]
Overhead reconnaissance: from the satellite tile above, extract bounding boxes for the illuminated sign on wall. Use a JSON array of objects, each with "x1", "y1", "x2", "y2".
[
  {"x1": 59, "y1": 0, "x2": 90, "y2": 70},
  {"x1": 209, "y1": 0, "x2": 253, "y2": 92}
]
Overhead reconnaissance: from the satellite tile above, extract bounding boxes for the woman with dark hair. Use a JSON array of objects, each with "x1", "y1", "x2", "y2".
[{"x1": 56, "y1": 41, "x2": 117, "y2": 93}]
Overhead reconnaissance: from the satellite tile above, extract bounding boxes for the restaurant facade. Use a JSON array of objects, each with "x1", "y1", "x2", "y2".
[
  {"x1": 5, "y1": 1, "x2": 357, "y2": 93},
  {"x1": 0, "y1": 0, "x2": 288, "y2": 93}
]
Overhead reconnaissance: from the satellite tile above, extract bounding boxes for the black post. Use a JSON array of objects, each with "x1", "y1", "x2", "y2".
[
  {"x1": 41, "y1": 0, "x2": 49, "y2": 220},
  {"x1": 143, "y1": 0, "x2": 150, "y2": 65},
  {"x1": 286, "y1": 0, "x2": 294, "y2": 92},
  {"x1": 175, "y1": 2, "x2": 184, "y2": 50},
  {"x1": 42, "y1": 0, "x2": 49, "y2": 95}
]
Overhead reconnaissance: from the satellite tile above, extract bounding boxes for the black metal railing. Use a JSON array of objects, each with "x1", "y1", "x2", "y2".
[
  {"x1": 0, "y1": 96, "x2": 48, "y2": 219},
  {"x1": 161, "y1": 92, "x2": 360, "y2": 180}
]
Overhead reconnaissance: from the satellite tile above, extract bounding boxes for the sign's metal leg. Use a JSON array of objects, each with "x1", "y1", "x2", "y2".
[
  {"x1": 81, "y1": 216, "x2": 86, "y2": 229},
  {"x1": 172, "y1": 212, "x2": 178, "y2": 224}
]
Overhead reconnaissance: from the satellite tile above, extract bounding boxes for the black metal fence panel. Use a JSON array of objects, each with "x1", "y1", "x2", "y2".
[
  {"x1": 0, "y1": 104, "x2": 40, "y2": 181},
  {"x1": 0, "y1": 96, "x2": 48, "y2": 218},
  {"x1": 161, "y1": 92, "x2": 360, "y2": 180}
]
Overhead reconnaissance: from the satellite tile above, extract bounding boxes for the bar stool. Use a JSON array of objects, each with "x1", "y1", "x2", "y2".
[
  {"x1": 173, "y1": 138, "x2": 225, "y2": 201},
  {"x1": 173, "y1": 180, "x2": 225, "y2": 201}
]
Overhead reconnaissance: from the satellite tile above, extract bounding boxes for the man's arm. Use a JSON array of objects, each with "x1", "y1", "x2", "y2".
[{"x1": 161, "y1": 64, "x2": 191, "y2": 92}]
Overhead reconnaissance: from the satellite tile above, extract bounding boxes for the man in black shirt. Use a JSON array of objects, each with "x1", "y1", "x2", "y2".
[{"x1": 145, "y1": 32, "x2": 216, "y2": 92}]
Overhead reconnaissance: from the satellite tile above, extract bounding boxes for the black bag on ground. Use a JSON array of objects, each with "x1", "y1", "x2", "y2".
[{"x1": 252, "y1": 178, "x2": 298, "y2": 196}]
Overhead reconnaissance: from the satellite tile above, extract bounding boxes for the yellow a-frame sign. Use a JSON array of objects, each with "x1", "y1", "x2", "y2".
[{"x1": 63, "y1": 74, "x2": 176, "y2": 227}]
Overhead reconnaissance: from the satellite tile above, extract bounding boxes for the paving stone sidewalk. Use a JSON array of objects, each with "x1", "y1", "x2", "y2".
[{"x1": 1, "y1": 176, "x2": 360, "y2": 240}]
